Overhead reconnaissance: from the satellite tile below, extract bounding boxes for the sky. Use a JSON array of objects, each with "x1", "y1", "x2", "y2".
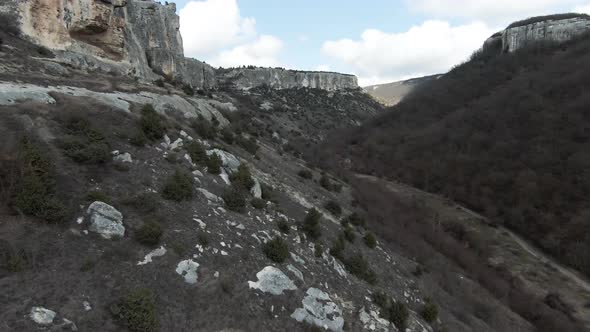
[{"x1": 173, "y1": 0, "x2": 590, "y2": 86}]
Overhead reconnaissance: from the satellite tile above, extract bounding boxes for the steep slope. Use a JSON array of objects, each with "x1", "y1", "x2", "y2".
[
  {"x1": 317, "y1": 22, "x2": 590, "y2": 329},
  {"x1": 363, "y1": 75, "x2": 440, "y2": 106}
]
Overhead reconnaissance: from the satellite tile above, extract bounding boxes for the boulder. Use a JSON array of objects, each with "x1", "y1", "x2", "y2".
[
  {"x1": 291, "y1": 288, "x2": 344, "y2": 331},
  {"x1": 30, "y1": 307, "x2": 56, "y2": 325},
  {"x1": 248, "y1": 266, "x2": 297, "y2": 295},
  {"x1": 206, "y1": 149, "x2": 240, "y2": 173},
  {"x1": 86, "y1": 201, "x2": 125, "y2": 239},
  {"x1": 176, "y1": 259, "x2": 199, "y2": 284},
  {"x1": 251, "y1": 177, "x2": 262, "y2": 198}
]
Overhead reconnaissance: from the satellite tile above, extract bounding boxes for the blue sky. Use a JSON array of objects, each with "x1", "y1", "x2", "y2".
[{"x1": 173, "y1": 0, "x2": 590, "y2": 85}]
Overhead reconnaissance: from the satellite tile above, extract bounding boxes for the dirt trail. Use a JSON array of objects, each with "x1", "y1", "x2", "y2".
[{"x1": 355, "y1": 174, "x2": 590, "y2": 326}]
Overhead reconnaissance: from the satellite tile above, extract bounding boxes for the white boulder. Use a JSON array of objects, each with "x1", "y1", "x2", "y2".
[
  {"x1": 251, "y1": 178, "x2": 262, "y2": 198},
  {"x1": 30, "y1": 307, "x2": 56, "y2": 325},
  {"x1": 176, "y1": 259, "x2": 199, "y2": 284},
  {"x1": 87, "y1": 201, "x2": 125, "y2": 239},
  {"x1": 248, "y1": 266, "x2": 297, "y2": 295},
  {"x1": 206, "y1": 149, "x2": 240, "y2": 173},
  {"x1": 291, "y1": 288, "x2": 344, "y2": 332}
]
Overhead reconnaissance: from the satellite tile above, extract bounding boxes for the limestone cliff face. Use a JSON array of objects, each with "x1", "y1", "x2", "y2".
[
  {"x1": 219, "y1": 68, "x2": 358, "y2": 91},
  {"x1": 5, "y1": 0, "x2": 356, "y2": 91},
  {"x1": 484, "y1": 15, "x2": 590, "y2": 53}
]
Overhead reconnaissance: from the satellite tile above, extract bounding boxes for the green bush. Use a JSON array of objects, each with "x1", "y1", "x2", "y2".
[
  {"x1": 14, "y1": 137, "x2": 67, "y2": 223},
  {"x1": 364, "y1": 232, "x2": 377, "y2": 249},
  {"x1": 136, "y1": 221, "x2": 163, "y2": 246},
  {"x1": 324, "y1": 200, "x2": 342, "y2": 217},
  {"x1": 329, "y1": 235, "x2": 346, "y2": 260},
  {"x1": 111, "y1": 288, "x2": 159, "y2": 332},
  {"x1": 372, "y1": 291, "x2": 389, "y2": 309},
  {"x1": 161, "y1": 170, "x2": 194, "y2": 201},
  {"x1": 222, "y1": 187, "x2": 246, "y2": 212},
  {"x1": 186, "y1": 141, "x2": 208, "y2": 166},
  {"x1": 230, "y1": 164, "x2": 255, "y2": 191},
  {"x1": 343, "y1": 253, "x2": 377, "y2": 284},
  {"x1": 122, "y1": 193, "x2": 159, "y2": 214},
  {"x1": 79, "y1": 258, "x2": 96, "y2": 272},
  {"x1": 320, "y1": 174, "x2": 332, "y2": 190},
  {"x1": 192, "y1": 116, "x2": 216, "y2": 140},
  {"x1": 314, "y1": 243, "x2": 324, "y2": 258},
  {"x1": 197, "y1": 232, "x2": 209, "y2": 247},
  {"x1": 140, "y1": 104, "x2": 167, "y2": 141},
  {"x1": 164, "y1": 152, "x2": 179, "y2": 164},
  {"x1": 263, "y1": 237, "x2": 290, "y2": 263},
  {"x1": 251, "y1": 198, "x2": 266, "y2": 210},
  {"x1": 343, "y1": 226, "x2": 356, "y2": 243},
  {"x1": 343, "y1": 212, "x2": 366, "y2": 227},
  {"x1": 237, "y1": 136, "x2": 259, "y2": 155},
  {"x1": 421, "y1": 299, "x2": 439, "y2": 323},
  {"x1": 221, "y1": 128, "x2": 235, "y2": 144},
  {"x1": 206, "y1": 153, "x2": 223, "y2": 175},
  {"x1": 86, "y1": 190, "x2": 111, "y2": 204},
  {"x1": 261, "y1": 183, "x2": 274, "y2": 201},
  {"x1": 298, "y1": 169, "x2": 313, "y2": 179},
  {"x1": 387, "y1": 301, "x2": 409, "y2": 332},
  {"x1": 58, "y1": 136, "x2": 110, "y2": 164},
  {"x1": 302, "y1": 208, "x2": 322, "y2": 240},
  {"x1": 277, "y1": 219, "x2": 290, "y2": 234},
  {"x1": 182, "y1": 84, "x2": 194, "y2": 96}
]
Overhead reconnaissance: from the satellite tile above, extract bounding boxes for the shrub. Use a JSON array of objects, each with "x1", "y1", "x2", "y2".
[
  {"x1": 261, "y1": 183, "x2": 274, "y2": 201},
  {"x1": 161, "y1": 170, "x2": 194, "y2": 201},
  {"x1": 298, "y1": 169, "x2": 313, "y2": 179},
  {"x1": 58, "y1": 136, "x2": 110, "y2": 164},
  {"x1": 0, "y1": 13, "x2": 20, "y2": 36},
  {"x1": 343, "y1": 253, "x2": 377, "y2": 284},
  {"x1": 111, "y1": 288, "x2": 158, "y2": 332},
  {"x1": 421, "y1": 299, "x2": 439, "y2": 323},
  {"x1": 13, "y1": 137, "x2": 67, "y2": 222},
  {"x1": 320, "y1": 174, "x2": 332, "y2": 190},
  {"x1": 186, "y1": 141, "x2": 208, "y2": 166},
  {"x1": 136, "y1": 221, "x2": 163, "y2": 246},
  {"x1": 230, "y1": 164, "x2": 255, "y2": 191},
  {"x1": 206, "y1": 153, "x2": 223, "y2": 175},
  {"x1": 164, "y1": 152, "x2": 179, "y2": 164},
  {"x1": 86, "y1": 191, "x2": 111, "y2": 204},
  {"x1": 122, "y1": 193, "x2": 159, "y2": 214},
  {"x1": 222, "y1": 187, "x2": 246, "y2": 212},
  {"x1": 192, "y1": 116, "x2": 216, "y2": 140},
  {"x1": 262, "y1": 237, "x2": 289, "y2": 263},
  {"x1": 314, "y1": 243, "x2": 324, "y2": 258},
  {"x1": 364, "y1": 232, "x2": 377, "y2": 249},
  {"x1": 182, "y1": 84, "x2": 194, "y2": 96},
  {"x1": 197, "y1": 232, "x2": 209, "y2": 247},
  {"x1": 343, "y1": 226, "x2": 355, "y2": 243},
  {"x1": 130, "y1": 131, "x2": 148, "y2": 147},
  {"x1": 277, "y1": 219, "x2": 290, "y2": 234},
  {"x1": 221, "y1": 128, "x2": 235, "y2": 144},
  {"x1": 171, "y1": 242, "x2": 187, "y2": 256},
  {"x1": 80, "y1": 259, "x2": 96, "y2": 272},
  {"x1": 237, "y1": 136, "x2": 259, "y2": 155},
  {"x1": 140, "y1": 104, "x2": 167, "y2": 141},
  {"x1": 251, "y1": 198, "x2": 266, "y2": 210},
  {"x1": 343, "y1": 212, "x2": 365, "y2": 227},
  {"x1": 387, "y1": 301, "x2": 409, "y2": 332},
  {"x1": 302, "y1": 208, "x2": 322, "y2": 240},
  {"x1": 324, "y1": 200, "x2": 342, "y2": 217},
  {"x1": 154, "y1": 79, "x2": 165, "y2": 87},
  {"x1": 372, "y1": 291, "x2": 389, "y2": 309},
  {"x1": 329, "y1": 235, "x2": 346, "y2": 260}
]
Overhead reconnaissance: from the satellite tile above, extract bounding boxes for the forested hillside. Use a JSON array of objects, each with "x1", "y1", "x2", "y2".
[{"x1": 319, "y1": 35, "x2": 590, "y2": 276}]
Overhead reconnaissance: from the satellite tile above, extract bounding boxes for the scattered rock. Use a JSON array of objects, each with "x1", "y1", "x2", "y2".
[
  {"x1": 138, "y1": 246, "x2": 167, "y2": 265},
  {"x1": 248, "y1": 266, "x2": 297, "y2": 295},
  {"x1": 359, "y1": 307, "x2": 390, "y2": 331},
  {"x1": 82, "y1": 301, "x2": 92, "y2": 311},
  {"x1": 113, "y1": 151, "x2": 133, "y2": 163},
  {"x1": 176, "y1": 259, "x2": 199, "y2": 284},
  {"x1": 251, "y1": 178, "x2": 262, "y2": 198},
  {"x1": 170, "y1": 138, "x2": 183, "y2": 150},
  {"x1": 206, "y1": 149, "x2": 240, "y2": 173},
  {"x1": 30, "y1": 307, "x2": 56, "y2": 325},
  {"x1": 291, "y1": 288, "x2": 344, "y2": 332},
  {"x1": 86, "y1": 201, "x2": 125, "y2": 239},
  {"x1": 287, "y1": 264, "x2": 304, "y2": 281},
  {"x1": 197, "y1": 188, "x2": 224, "y2": 204}
]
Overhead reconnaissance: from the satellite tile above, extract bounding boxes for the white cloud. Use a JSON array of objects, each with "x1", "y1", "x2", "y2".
[
  {"x1": 574, "y1": 3, "x2": 590, "y2": 14},
  {"x1": 407, "y1": 0, "x2": 587, "y2": 24},
  {"x1": 322, "y1": 20, "x2": 494, "y2": 86},
  {"x1": 179, "y1": 0, "x2": 283, "y2": 67},
  {"x1": 210, "y1": 35, "x2": 283, "y2": 68}
]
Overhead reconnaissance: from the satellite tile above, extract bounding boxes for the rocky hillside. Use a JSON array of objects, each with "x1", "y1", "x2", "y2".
[
  {"x1": 0, "y1": 0, "x2": 357, "y2": 91},
  {"x1": 485, "y1": 13, "x2": 590, "y2": 52},
  {"x1": 363, "y1": 75, "x2": 440, "y2": 106},
  {"x1": 0, "y1": 11, "x2": 549, "y2": 332}
]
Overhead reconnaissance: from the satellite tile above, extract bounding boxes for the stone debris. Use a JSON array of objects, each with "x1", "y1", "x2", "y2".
[
  {"x1": 170, "y1": 138, "x2": 183, "y2": 150},
  {"x1": 291, "y1": 253, "x2": 306, "y2": 265},
  {"x1": 192, "y1": 170, "x2": 204, "y2": 177},
  {"x1": 359, "y1": 307, "x2": 390, "y2": 331},
  {"x1": 248, "y1": 266, "x2": 297, "y2": 295},
  {"x1": 251, "y1": 178, "x2": 262, "y2": 198},
  {"x1": 193, "y1": 218, "x2": 207, "y2": 229},
  {"x1": 206, "y1": 149, "x2": 240, "y2": 173},
  {"x1": 83, "y1": 301, "x2": 92, "y2": 311},
  {"x1": 112, "y1": 151, "x2": 133, "y2": 163},
  {"x1": 291, "y1": 288, "x2": 344, "y2": 332},
  {"x1": 86, "y1": 201, "x2": 125, "y2": 239},
  {"x1": 287, "y1": 264, "x2": 304, "y2": 281},
  {"x1": 197, "y1": 188, "x2": 224, "y2": 204},
  {"x1": 138, "y1": 246, "x2": 167, "y2": 265},
  {"x1": 176, "y1": 259, "x2": 200, "y2": 284},
  {"x1": 30, "y1": 307, "x2": 56, "y2": 325}
]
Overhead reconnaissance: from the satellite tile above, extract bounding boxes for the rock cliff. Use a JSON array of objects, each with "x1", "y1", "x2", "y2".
[
  {"x1": 218, "y1": 67, "x2": 359, "y2": 91},
  {"x1": 485, "y1": 14, "x2": 590, "y2": 52},
  {"x1": 3, "y1": 0, "x2": 356, "y2": 91}
]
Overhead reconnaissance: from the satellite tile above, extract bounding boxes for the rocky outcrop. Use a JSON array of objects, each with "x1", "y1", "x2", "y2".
[
  {"x1": 218, "y1": 68, "x2": 358, "y2": 91},
  {"x1": 484, "y1": 14, "x2": 590, "y2": 53},
  {"x1": 87, "y1": 201, "x2": 125, "y2": 239},
  {"x1": 4, "y1": 0, "x2": 357, "y2": 90}
]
